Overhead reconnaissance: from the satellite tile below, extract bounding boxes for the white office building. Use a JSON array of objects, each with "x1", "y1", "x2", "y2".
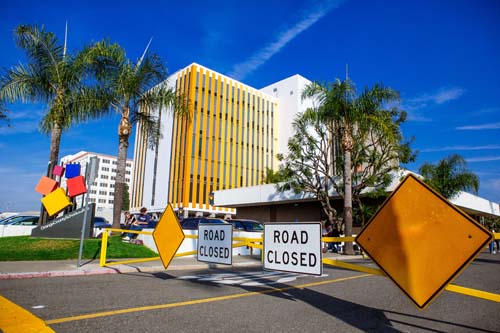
[
  {"x1": 131, "y1": 63, "x2": 314, "y2": 216},
  {"x1": 60, "y1": 151, "x2": 134, "y2": 212}
]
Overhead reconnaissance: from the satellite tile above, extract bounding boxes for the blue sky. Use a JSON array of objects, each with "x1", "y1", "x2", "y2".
[{"x1": 1, "y1": 0, "x2": 499, "y2": 212}]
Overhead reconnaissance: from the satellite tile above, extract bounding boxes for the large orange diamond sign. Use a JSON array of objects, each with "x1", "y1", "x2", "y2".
[
  {"x1": 153, "y1": 204, "x2": 185, "y2": 269},
  {"x1": 356, "y1": 174, "x2": 492, "y2": 309}
]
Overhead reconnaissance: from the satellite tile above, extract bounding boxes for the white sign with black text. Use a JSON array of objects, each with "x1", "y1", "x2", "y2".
[
  {"x1": 197, "y1": 223, "x2": 233, "y2": 265},
  {"x1": 264, "y1": 223, "x2": 322, "y2": 276}
]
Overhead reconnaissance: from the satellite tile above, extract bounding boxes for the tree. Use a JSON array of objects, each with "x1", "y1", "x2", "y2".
[
  {"x1": 264, "y1": 167, "x2": 289, "y2": 184},
  {"x1": 286, "y1": 79, "x2": 411, "y2": 254},
  {"x1": 0, "y1": 24, "x2": 106, "y2": 167},
  {"x1": 81, "y1": 40, "x2": 186, "y2": 229},
  {"x1": 277, "y1": 108, "x2": 340, "y2": 226},
  {"x1": 419, "y1": 154, "x2": 479, "y2": 199},
  {"x1": 122, "y1": 183, "x2": 130, "y2": 211}
]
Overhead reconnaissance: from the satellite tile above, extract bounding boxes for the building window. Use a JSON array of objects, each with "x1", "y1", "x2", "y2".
[
  {"x1": 102, "y1": 159, "x2": 110, "y2": 164},
  {"x1": 126, "y1": 163, "x2": 131, "y2": 168},
  {"x1": 102, "y1": 167, "x2": 109, "y2": 171},
  {"x1": 98, "y1": 199, "x2": 106, "y2": 203},
  {"x1": 110, "y1": 184, "x2": 115, "y2": 188},
  {"x1": 108, "y1": 200, "x2": 114, "y2": 204},
  {"x1": 112, "y1": 161, "x2": 117, "y2": 165},
  {"x1": 126, "y1": 171, "x2": 131, "y2": 175},
  {"x1": 101, "y1": 175, "x2": 108, "y2": 179},
  {"x1": 100, "y1": 183, "x2": 108, "y2": 187},
  {"x1": 99, "y1": 190, "x2": 107, "y2": 195}
]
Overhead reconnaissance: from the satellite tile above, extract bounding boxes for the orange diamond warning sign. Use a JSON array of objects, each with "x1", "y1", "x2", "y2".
[
  {"x1": 356, "y1": 174, "x2": 492, "y2": 309},
  {"x1": 153, "y1": 204, "x2": 185, "y2": 269}
]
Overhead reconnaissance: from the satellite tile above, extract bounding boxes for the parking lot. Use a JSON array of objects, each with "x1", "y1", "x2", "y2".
[{"x1": 1, "y1": 251, "x2": 499, "y2": 332}]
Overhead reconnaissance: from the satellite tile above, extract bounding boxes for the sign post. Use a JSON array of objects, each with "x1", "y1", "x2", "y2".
[
  {"x1": 197, "y1": 223, "x2": 233, "y2": 265},
  {"x1": 78, "y1": 156, "x2": 99, "y2": 267},
  {"x1": 264, "y1": 222, "x2": 322, "y2": 276}
]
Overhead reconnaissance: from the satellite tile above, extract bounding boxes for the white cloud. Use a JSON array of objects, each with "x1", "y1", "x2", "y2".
[
  {"x1": 455, "y1": 122, "x2": 500, "y2": 130},
  {"x1": 432, "y1": 88, "x2": 466, "y2": 104},
  {"x1": 404, "y1": 86, "x2": 465, "y2": 122},
  {"x1": 228, "y1": 1, "x2": 344, "y2": 80},
  {"x1": 406, "y1": 112, "x2": 433, "y2": 122},
  {"x1": 8, "y1": 109, "x2": 44, "y2": 120},
  {"x1": 409, "y1": 87, "x2": 466, "y2": 105},
  {"x1": 490, "y1": 179, "x2": 500, "y2": 191},
  {"x1": 469, "y1": 107, "x2": 500, "y2": 117},
  {"x1": 465, "y1": 156, "x2": 500, "y2": 163},
  {"x1": 0, "y1": 165, "x2": 42, "y2": 212},
  {"x1": 421, "y1": 145, "x2": 500, "y2": 152},
  {"x1": 0, "y1": 120, "x2": 40, "y2": 135}
]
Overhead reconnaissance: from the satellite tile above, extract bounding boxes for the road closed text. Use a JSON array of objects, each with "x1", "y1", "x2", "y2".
[
  {"x1": 264, "y1": 223, "x2": 322, "y2": 275},
  {"x1": 197, "y1": 224, "x2": 233, "y2": 265},
  {"x1": 267, "y1": 250, "x2": 317, "y2": 267}
]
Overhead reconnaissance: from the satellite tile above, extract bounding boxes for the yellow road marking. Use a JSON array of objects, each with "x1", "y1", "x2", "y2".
[
  {"x1": 323, "y1": 258, "x2": 385, "y2": 276},
  {"x1": 445, "y1": 284, "x2": 500, "y2": 303},
  {"x1": 46, "y1": 274, "x2": 371, "y2": 325},
  {"x1": 0, "y1": 295, "x2": 55, "y2": 333},
  {"x1": 323, "y1": 258, "x2": 500, "y2": 303}
]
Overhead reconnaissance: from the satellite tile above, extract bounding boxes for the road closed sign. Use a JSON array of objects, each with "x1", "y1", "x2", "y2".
[
  {"x1": 197, "y1": 223, "x2": 233, "y2": 265},
  {"x1": 264, "y1": 223, "x2": 322, "y2": 276}
]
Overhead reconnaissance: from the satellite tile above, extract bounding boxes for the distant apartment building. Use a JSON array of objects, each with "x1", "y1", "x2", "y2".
[
  {"x1": 60, "y1": 151, "x2": 133, "y2": 211},
  {"x1": 131, "y1": 63, "x2": 314, "y2": 217}
]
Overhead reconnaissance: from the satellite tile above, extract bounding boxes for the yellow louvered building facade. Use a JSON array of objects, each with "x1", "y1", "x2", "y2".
[{"x1": 131, "y1": 63, "x2": 280, "y2": 217}]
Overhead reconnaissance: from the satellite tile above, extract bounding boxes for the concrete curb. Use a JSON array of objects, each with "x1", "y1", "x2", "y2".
[
  {"x1": 0, "y1": 255, "x2": 366, "y2": 280},
  {"x1": 0, "y1": 260, "x2": 264, "y2": 280}
]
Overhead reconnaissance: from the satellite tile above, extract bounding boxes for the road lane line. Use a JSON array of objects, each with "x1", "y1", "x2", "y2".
[
  {"x1": 0, "y1": 295, "x2": 55, "y2": 333},
  {"x1": 46, "y1": 273, "x2": 371, "y2": 325}
]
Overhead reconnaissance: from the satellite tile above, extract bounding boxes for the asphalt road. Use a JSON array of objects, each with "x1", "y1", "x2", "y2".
[{"x1": 1, "y1": 253, "x2": 499, "y2": 333}]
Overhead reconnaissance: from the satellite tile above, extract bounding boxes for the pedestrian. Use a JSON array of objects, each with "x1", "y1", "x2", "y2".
[
  {"x1": 325, "y1": 220, "x2": 334, "y2": 252},
  {"x1": 330, "y1": 227, "x2": 341, "y2": 253},
  {"x1": 494, "y1": 228, "x2": 500, "y2": 254},
  {"x1": 122, "y1": 211, "x2": 136, "y2": 230},
  {"x1": 123, "y1": 207, "x2": 153, "y2": 242},
  {"x1": 490, "y1": 227, "x2": 497, "y2": 254}
]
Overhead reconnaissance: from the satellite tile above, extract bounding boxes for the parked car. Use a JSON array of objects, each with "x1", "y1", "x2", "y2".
[
  {"x1": 228, "y1": 219, "x2": 264, "y2": 232},
  {"x1": 93, "y1": 216, "x2": 112, "y2": 238},
  {"x1": 180, "y1": 217, "x2": 229, "y2": 230},
  {"x1": 93, "y1": 216, "x2": 112, "y2": 229},
  {"x1": 1, "y1": 215, "x2": 39, "y2": 225}
]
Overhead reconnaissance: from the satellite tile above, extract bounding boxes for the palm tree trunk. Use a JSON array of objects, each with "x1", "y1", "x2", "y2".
[
  {"x1": 342, "y1": 129, "x2": 354, "y2": 255},
  {"x1": 112, "y1": 114, "x2": 131, "y2": 229},
  {"x1": 49, "y1": 124, "x2": 62, "y2": 166}
]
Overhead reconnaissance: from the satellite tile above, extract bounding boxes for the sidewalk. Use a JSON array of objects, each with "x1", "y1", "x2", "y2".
[{"x1": 0, "y1": 252, "x2": 364, "y2": 280}]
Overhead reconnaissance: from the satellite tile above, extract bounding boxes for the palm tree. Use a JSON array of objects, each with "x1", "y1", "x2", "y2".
[
  {"x1": 302, "y1": 79, "x2": 401, "y2": 254},
  {"x1": 81, "y1": 40, "x2": 185, "y2": 229},
  {"x1": 0, "y1": 24, "x2": 106, "y2": 167},
  {"x1": 419, "y1": 154, "x2": 479, "y2": 199}
]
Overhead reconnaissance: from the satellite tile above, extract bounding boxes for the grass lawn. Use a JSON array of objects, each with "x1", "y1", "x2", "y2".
[{"x1": 0, "y1": 235, "x2": 158, "y2": 261}]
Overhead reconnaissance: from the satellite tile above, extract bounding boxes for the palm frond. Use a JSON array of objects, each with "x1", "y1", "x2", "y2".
[
  {"x1": 0, "y1": 64, "x2": 54, "y2": 103},
  {"x1": 15, "y1": 25, "x2": 64, "y2": 83}
]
